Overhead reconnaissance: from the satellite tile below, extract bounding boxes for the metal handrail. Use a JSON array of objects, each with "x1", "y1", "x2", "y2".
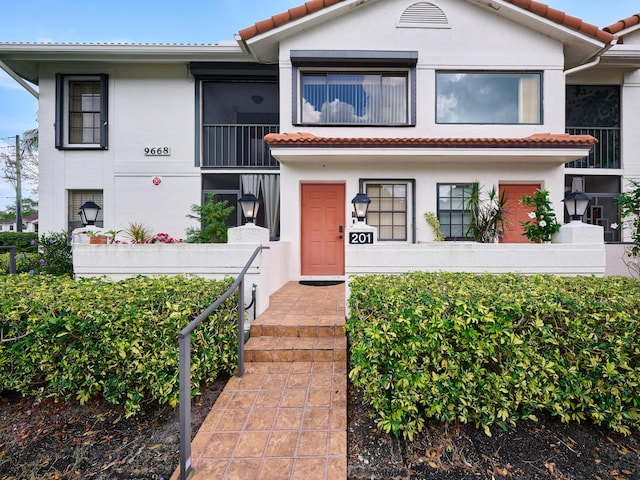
[
  {"x1": 0, "y1": 246, "x2": 17, "y2": 274},
  {"x1": 178, "y1": 245, "x2": 269, "y2": 480}
]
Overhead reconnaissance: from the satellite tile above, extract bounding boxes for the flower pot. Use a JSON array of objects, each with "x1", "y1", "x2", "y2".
[{"x1": 89, "y1": 236, "x2": 108, "y2": 245}]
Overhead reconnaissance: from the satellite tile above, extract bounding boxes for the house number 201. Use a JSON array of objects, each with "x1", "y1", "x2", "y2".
[{"x1": 349, "y1": 232, "x2": 374, "y2": 244}]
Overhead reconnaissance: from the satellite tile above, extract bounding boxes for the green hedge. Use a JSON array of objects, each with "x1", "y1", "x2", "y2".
[
  {"x1": 0, "y1": 232, "x2": 38, "y2": 253},
  {"x1": 0, "y1": 275, "x2": 237, "y2": 415},
  {"x1": 346, "y1": 273, "x2": 640, "y2": 439}
]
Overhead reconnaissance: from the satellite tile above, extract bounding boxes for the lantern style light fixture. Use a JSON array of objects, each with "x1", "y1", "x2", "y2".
[
  {"x1": 78, "y1": 200, "x2": 101, "y2": 226},
  {"x1": 351, "y1": 193, "x2": 371, "y2": 222},
  {"x1": 239, "y1": 193, "x2": 260, "y2": 224},
  {"x1": 563, "y1": 191, "x2": 591, "y2": 222}
]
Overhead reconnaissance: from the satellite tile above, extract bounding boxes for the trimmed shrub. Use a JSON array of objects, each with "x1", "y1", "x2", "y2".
[
  {"x1": 347, "y1": 272, "x2": 640, "y2": 439},
  {"x1": 0, "y1": 232, "x2": 38, "y2": 253},
  {"x1": 0, "y1": 275, "x2": 237, "y2": 415}
]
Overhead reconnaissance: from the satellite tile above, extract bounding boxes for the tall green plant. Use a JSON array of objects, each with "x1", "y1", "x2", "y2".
[
  {"x1": 614, "y1": 180, "x2": 640, "y2": 257},
  {"x1": 39, "y1": 231, "x2": 73, "y2": 276},
  {"x1": 466, "y1": 183, "x2": 508, "y2": 243},
  {"x1": 520, "y1": 189, "x2": 561, "y2": 243},
  {"x1": 185, "y1": 194, "x2": 235, "y2": 243}
]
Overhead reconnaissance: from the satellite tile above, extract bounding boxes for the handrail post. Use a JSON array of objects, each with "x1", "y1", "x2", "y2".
[
  {"x1": 238, "y1": 278, "x2": 245, "y2": 377},
  {"x1": 178, "y1": 333, "x2": 192, "y2": 480},
  {"x1": 9, "y1": 246, "x2": 17, "y2": 274}
]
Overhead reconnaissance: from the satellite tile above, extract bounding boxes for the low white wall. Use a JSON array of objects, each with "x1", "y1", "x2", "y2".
[
  {"x1": 605, "y1": 243, "x2": 639, "y2": 277},
  {"x1": 73, "y1": 241, "x2": 291, "y2": 318},
  {"x1": 346, "y1": 242, "x2": 606, "y2": 276}
]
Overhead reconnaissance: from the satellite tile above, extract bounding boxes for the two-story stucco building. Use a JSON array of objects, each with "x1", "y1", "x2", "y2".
[{"x1": 1, "y1": 0, "x2": 639, "y2": 280}]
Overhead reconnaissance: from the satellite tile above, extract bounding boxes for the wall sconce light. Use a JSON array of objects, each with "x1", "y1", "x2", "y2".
[{"x1": 351, "y1": 193, "x2": 371, "y2": 222}]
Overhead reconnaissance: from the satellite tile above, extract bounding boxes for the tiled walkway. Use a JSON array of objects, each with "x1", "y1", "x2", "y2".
[{"x1": 172, "y1": 281, "x2": 347, "y2": 480}]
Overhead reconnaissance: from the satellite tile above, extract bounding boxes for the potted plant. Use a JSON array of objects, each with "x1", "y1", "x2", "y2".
[{"x1": 87, "y1": 231, "x2": 109, "y2": 244}]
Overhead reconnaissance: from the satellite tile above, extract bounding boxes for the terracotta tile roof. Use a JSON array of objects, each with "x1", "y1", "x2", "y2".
[
  {"x1": 238, "y1": 0, "x2": 614, "y2": 43},
  {"x1": 264, "y1": 132, "x2": 597, "y2": 148},
  {"x1": 238, "y1": 0, "x2": 346, "y2": 41},
  {"x1": 604, "y1": 14, "x2": 640, "y2": 34},
  {"x1": 504, "y1": 0, "x2": 614, "y2": 43}
]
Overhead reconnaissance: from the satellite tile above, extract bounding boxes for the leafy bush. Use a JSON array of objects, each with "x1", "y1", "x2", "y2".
[
  {"x1": 0, "y1": 232, "x2": 38, "y2": 253},
  {"x1": 520, "y1": 189, "x2": 561, "y2": 243},
  {"x1": 0, "y1": 275, "x2": 237, "y2": 415},
  {"x1": 347, "y1": 273, "x2": 640, "y2": 439},
  {"x1": 186, "y1": 194, "x2": 235, "y2": 243},
  {"x1": 0, "y1": 231, "x2": 72, "y2": 275},
  {"x1": 39, "y1": 231, "x2": 73, "y2": 275}
]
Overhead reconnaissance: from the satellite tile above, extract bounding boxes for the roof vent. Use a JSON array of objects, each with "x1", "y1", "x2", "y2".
[{"x1": 398, "y1": 2, "x2": 449, "y2": 29}]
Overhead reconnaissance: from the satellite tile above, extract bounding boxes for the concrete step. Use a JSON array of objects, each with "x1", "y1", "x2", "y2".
[{"x1": 244, "y1": 336, "x2": 347, "y2": 362}]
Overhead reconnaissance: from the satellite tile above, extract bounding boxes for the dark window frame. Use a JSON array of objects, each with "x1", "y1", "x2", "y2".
[
  {"x1": 435, "y1": 70, "x2": 543, "y2": 125},
  {"x1": 437, "y1": 183, "x2": 474, "y2": 241},
  {"x1": 292, "y1": 50, "x2": 417, "y2": 127},
  {"x1": 55, "y1": 73, "x2": 109, "y2": 150},
  {"x1": 359, "y1": 178, "x2": 416, "y2": 243}
]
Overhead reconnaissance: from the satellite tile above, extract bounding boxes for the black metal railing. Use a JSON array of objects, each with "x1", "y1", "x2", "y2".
[
  {"x1": 178, "y1": 245, "x2": 269, "y2": 480},
  {"x1": 565, "y1": 127, "x2": 621, "y2": 169},
  {"x1": 202, "y1": 124, "x2": 279, "y2": 168}
]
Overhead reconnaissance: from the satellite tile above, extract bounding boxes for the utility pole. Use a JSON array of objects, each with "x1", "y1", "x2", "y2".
[{"x1": 15, "y1": 135, "x2": 22, "y2": 233}]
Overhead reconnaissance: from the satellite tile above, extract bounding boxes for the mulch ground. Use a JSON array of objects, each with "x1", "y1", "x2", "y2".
[{"x1": 1, "y1": 377, "x2": 638, "y2": 479}]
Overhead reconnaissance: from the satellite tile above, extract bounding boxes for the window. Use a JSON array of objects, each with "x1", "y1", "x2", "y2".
[
  {"x1": 300, "y1": 72, "x2": 409, "y2": 125},
  {"x1": 291, "y1": 50, "x2": 417, "y2": 126},
  {"x1": 436, "y1": 72, "x2": 541, "y2": 124},
  {"x1": 68, "y1": 190, "x2": 104, "y2": 231},
  {"x1": 56, "y1": 74, "x2": 108, "y2": 149},
  {"x1": 437, "y1": 183, "x2": 473, "y2": 240},
  {"x1": 364, "y1": 182, "x2": 412, "y2": 241}
]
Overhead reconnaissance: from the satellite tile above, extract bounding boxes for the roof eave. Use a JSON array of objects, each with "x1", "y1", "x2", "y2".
[{"x1": 0, "y1": 43, "x2": 253, "y2": 84}]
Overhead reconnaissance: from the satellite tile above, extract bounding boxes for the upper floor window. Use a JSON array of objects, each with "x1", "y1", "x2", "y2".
[
  {"x1": 436, "y1": 72, "x2": 541, "y2": 124},
  {"x1": 291, "y1": 50, "x2": 417, "y2": 126},
  {"x1": 55, "y1": 74, "x2": 108, "y2": 149},
  {"x1": 300, "y1": 71, "x2": 409, "y2": 125}
]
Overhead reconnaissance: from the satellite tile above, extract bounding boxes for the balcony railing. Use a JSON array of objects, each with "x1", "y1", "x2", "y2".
[
  {"x1": 565, "y1": 127, "x2": 621, "y2": 169},
  {"x1": 202, "y1": 124, "x2": 279, "y2": 168}
]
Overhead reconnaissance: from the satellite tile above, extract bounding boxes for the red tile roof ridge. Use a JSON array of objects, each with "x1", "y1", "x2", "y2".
[
  {"x1": 238, "y1": 0, "x2": 613, "y2": 43},
  {"x1": 603, "y1": 14, "x2": 640, "y2": 34},
  {"x1": 264, "y1": 132, "x2": 598, "y2": 146}
]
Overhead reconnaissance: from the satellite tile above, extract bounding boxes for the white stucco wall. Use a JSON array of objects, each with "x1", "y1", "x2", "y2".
[
  {"x1": 38, "y1": 63, "x2": 199, "y2": 239},
  {"x1": 277, "y1": 157, "x2": 565, "y2": 279},
  {"x1": 278, "y1": 0, "x2": 566, "y2": 137}
]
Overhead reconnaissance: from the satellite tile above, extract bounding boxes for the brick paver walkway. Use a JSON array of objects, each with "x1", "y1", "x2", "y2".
[{"x1": 172, "y1": 281, "x2": 347, "y2": 480}]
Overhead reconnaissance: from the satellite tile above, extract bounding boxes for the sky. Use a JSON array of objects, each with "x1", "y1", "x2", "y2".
[{"x1": 0, "y1": 0, "x2": 638, "y2": 210}]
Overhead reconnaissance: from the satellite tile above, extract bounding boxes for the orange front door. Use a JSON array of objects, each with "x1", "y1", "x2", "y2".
[
  {"x1": 301, "y1": 183, "x2": 345, "y2": 276},
  {"x1": 500, "y1": 183, "x2": 541, "y2": 243}
]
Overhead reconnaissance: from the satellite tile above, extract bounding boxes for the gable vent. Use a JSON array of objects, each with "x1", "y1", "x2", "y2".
[{"x1": 398, "y1": 2, "x2": 449, "y2": 29}]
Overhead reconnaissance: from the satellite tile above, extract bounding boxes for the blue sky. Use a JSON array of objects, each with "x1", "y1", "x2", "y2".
[{"x1": 0, "y1": 0, "x2": 638, "y2": 210}]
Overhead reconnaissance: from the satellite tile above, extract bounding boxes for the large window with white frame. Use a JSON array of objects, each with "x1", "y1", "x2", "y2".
[
  {"x1": 436, "y1": 72, "x2": 542, "y2": 124},
  {"x1": 437, "y1": 183, "x2": 473, "y2": 240},
  {"x1": 55, "y1": 74, "x2": 108, "y2": 149},
  {"x1": 363, "y1": 181, "x2": 414, "y2": 242}
]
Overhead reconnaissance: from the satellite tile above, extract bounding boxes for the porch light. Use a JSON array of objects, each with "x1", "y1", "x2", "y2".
[
  {"x1": 563, "y1": 192, "x2": 591, "y2": 222},
  {"x1": 78, "y1": 200, "x2": 101, "y2": 226},
  {"x1": 352, "y1": 193, "x2": 371, "y2": 222},
  {"x1": 239, "y1": 193, "x2": 260, "y2": 224}
]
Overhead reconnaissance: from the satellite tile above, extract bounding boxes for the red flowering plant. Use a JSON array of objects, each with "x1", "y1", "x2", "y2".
[{"x1": 151, "y1": 233, "x2": 183, "y2": 244}]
